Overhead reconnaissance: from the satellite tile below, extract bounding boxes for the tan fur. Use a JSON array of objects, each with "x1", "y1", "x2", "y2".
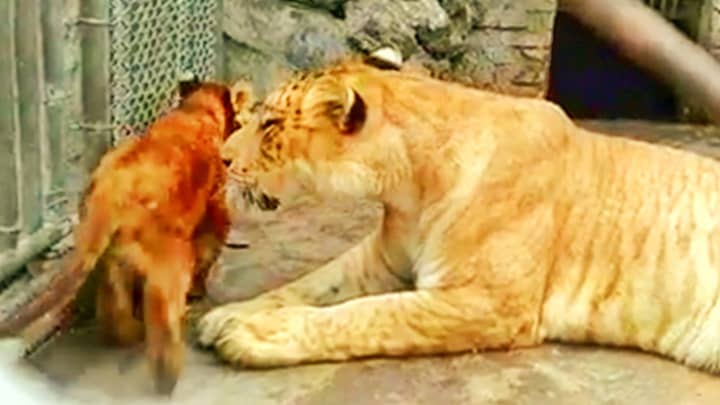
[{"x1": 200, "y1": 59, "x2": 720, "y2": 373}]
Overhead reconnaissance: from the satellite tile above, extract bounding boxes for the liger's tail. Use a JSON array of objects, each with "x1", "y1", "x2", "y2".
[{"x1": 0, "y1": 200, "x2": 115, "y2": 335}]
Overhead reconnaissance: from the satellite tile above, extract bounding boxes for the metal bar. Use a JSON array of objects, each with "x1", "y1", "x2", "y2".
[
  {"x1": 560, "y1": 0, "x2": 720, "y2": 125},
  {"x1": 41, "y1": 0, "x2": 70, "y2": 223},
  {"x1": 0, "y1": 223, "x2": 67, "y2": 287},
  {"x1": 34, "y1": 0, "x2": 51, "y2": 225},
  {"x1": 9, "y1": 0, "x2": 23, "y2": 240},
  {"x1": 79, "y1": 0, "x2": 112, "y2": 179},
  {"x1": 60, "y1": 0, "x2": 86, "y2": 207},
  {"x1": 15, "y1": 0, "x2": 45, "y2": 234},
  {"x1": 0, "y1": 0, "x2": 20, "y2": 250},
  {"x1": 215, "y1": 0, "x2": 225, "y2": 80}
]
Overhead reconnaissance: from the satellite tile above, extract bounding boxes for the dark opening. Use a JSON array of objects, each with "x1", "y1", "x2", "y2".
[{"x1": 547, "y1": 11, "x2": 679, "y2": 121}]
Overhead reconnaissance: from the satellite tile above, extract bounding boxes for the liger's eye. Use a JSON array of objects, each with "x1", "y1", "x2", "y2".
[{"x1": 260, "y1": 118, "x2": 282, "y2": 130}]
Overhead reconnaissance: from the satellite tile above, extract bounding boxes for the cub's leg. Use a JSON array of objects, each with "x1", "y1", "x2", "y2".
[
  {"x1": 190, "y1": 231, "x2": 222, "y2": 299},
  {"x1": 138, "y1": 238, "x2": 194, "y2": 395},
  {"x1": 190, "y1": 197, "x2": 230, "y2": 299},
  {"x1": 197, "y1": 228, "x2": 411, "y2": 347},
  {"x1": 96, "y1": 258, "x2": 144, "y2": 346}
]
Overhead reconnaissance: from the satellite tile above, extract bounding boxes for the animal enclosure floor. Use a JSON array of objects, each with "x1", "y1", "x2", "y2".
[{"x1": 12, "y1": 120, "x2": 720, "y2": 404}]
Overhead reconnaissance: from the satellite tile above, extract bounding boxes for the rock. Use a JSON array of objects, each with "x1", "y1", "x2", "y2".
[
  {"x1": 345, "y1": 0, "x2": 449, "y2": 57},
  {"x1": 285, "y1": 26, "x2": 348, "y2": 69},
  {"x1": 286, "y1": 0, "x2": 348, "y2": 17},
  {"x1": 223, "y1": 38, "x2": 288, "y2": 98},
  {"x1": 223, "y1": 0, "x2": 557, "y2": 98},
  {"x1": 223, "y1": 0, "x2": 348, "y2": 69}
]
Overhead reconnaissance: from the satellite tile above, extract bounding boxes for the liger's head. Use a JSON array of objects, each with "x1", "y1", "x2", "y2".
[{"x1": 221, "y1": 52, "x2": 413, "y2": 211}]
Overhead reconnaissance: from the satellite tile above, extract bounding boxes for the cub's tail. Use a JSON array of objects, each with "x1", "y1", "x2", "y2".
[{"x1": 0, "y1": 199, "x2": 115, "y2": 335}]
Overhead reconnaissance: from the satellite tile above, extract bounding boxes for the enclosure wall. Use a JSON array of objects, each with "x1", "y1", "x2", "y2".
[{"x1": 221, "y1": 0, "x2": 558, "y2": 99}]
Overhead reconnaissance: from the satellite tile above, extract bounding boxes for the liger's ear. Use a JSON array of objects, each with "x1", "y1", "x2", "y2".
[
  {"x1": 328, "y1": 85, "x2": 367, "y2": 135},
  {"x1": 306, "y1": 77, "x2": 367, "y2": 135}
]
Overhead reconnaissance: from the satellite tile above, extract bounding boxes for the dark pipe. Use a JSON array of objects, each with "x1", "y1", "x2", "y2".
[{"x1": 559, "y1": 0, "x2": 720, "y2": 125}]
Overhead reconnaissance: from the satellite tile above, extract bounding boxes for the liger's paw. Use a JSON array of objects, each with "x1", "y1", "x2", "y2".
[
  {"x1": 214, "y1": 310, "x2": 308, "y2": 368},
  {"x1": 204, "y1": 307, "x2": 337, "y2": 368},
  {"x1": 196, "y1": 303, "x2": 249, "y2": 348}
]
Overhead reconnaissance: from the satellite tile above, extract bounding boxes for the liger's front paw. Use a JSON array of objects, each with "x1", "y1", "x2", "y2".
[
  {"x1": 203, "y1": 307, "x2": 338, "y2": 368},
  {"x1": 214, "y1": 312, "x2": 308, "y2": 368},
  {"x1": 196, "y1": 303, "x2": 249, "y2": 348}
]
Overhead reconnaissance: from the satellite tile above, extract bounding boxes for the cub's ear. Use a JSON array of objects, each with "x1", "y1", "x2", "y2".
[
  {"x1": 230, "y1": 79, "x2": 256, "y2": 114},
  {"x1": 177, "y1": 73, "x2": 202, "y2": 99},
  {"x1": 229, "y1": 79, "x2": 258, "y2": 134}
]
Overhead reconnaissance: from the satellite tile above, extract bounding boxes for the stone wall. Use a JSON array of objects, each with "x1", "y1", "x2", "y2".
[
  {"x1": 676, "y1": 0, "x2": 720, "y2": 121},
  {"x1": 699, "y1": 0, "x2": 720, "y2": 58},
  {"x1": 222, "y1": 0, "x2": 558, "y2": 98}
]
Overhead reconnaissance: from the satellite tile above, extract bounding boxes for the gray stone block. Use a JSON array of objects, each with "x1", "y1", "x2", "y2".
[
  {"x1": 222, "y1": 0, "x2": 557, "y2": 99},
  {"x1": 224, "y1": 0, "x2": 347, "y2": 67},
  {"x1": 345, "y1": 0, "x2": 449, "y2": 57}
]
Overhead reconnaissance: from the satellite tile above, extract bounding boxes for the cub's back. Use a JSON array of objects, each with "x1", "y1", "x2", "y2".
[{"x1": 86, "y1": 109, "x2": 221, "y2": 224}]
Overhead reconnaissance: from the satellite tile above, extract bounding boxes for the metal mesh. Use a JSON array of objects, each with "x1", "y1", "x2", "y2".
[{"x1": 109, "y1": 0, "x2": 219, "y2": 142}]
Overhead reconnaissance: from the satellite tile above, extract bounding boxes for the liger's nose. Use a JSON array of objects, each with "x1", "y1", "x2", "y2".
[{"x1": 222, "y1": 159, "x2": 232, "y2": 167}]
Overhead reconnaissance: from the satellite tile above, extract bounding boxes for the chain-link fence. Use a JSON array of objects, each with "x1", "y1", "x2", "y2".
[{"x1": 109, "y1": 0, "x2": 221, "y2": 142}]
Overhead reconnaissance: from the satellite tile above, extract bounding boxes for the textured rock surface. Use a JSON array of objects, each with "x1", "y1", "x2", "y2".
[
  {"x1": 698, "y1": 0, "x2": 720, "y2": 58},
  {"x1": 222, "y1": 0, "x2": 557, "y2": 98}
]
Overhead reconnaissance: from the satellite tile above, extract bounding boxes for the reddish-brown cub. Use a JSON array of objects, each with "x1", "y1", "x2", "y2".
[{"x1": 0, "y1": 80, "x2": 242, "y2": 395}]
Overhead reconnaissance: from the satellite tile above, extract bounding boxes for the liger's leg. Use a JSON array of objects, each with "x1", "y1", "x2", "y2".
[
  {"x1": 204, "y1": 206, "x2": 553, "y2": 367},
  {"x1": 197, "y1": 227, "x2": 412, "y2": 347},
  {"x1": 210, "y1": 284, "x2": 544, "y2": 368}
]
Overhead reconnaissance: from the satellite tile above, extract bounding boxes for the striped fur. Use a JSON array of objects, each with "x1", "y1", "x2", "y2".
[{"x1": 200, "y1": 59, "x2": 720, "y2": 373}]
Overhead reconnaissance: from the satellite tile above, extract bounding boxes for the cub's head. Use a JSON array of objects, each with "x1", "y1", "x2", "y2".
[
  {"x1": 176, "y1": 78, "x2": 242, "y2": 141},
  {"x1": 222, "y1": 55, "x2": 412, "y2": 211}
]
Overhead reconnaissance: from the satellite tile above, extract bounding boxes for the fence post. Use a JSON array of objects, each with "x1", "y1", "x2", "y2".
[{"x1": 0, "y1": 1, "x2": 20, "y2": 251}]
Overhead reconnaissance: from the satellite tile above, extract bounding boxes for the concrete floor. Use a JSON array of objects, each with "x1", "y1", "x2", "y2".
[
  {"x1": 15, "y1": 331, "x2": 720, "y2": 405},
  {"x1": 5, "y1": 119, "x2": 720, "y2": 404}
]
